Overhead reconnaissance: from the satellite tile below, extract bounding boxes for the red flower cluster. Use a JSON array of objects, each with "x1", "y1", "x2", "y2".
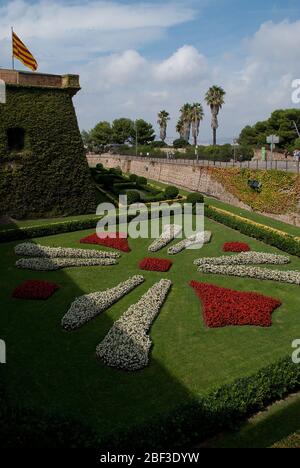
[
  {"x1": 223, "y1": 242, "x2": 251, "y2": 252},
  {"x1": 139, "y1": 258, "x2": 173, "y2": 272},
  {"x1": 80, "y1": 232, "x2": 131, "y2": 252},
  {"x1": 190, "y1": 280, "x2": 281, "y2": 328},
  {"x1": 12, "y1": 280, "x2": 59, "y2": 300}
]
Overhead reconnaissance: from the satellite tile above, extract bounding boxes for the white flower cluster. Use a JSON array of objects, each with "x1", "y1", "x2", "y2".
[
  {"x1": 148, "y1": 224, "x2": 182, "y2": 252},
  {"x1": 198, "y1": 264, "x2": 300, "y2": 285},
  {"x1": 168, "y1": 231, "x2": 212, "y2": 255},
  {"x1": 15, "y1": 243, "x2": 120, "y2": 259},
  {"x1": 62, "y1": 275, "x2": 145, "y2": 331},
  {"x1": 194, "y1": 252, "x2": 290, "y2": 266},
  {"x1": 96, "y1": 279, "x2": 172, "y2": 371},
  {"x1": 16, "y1": 257, "x2": 118, "y2": 271}
]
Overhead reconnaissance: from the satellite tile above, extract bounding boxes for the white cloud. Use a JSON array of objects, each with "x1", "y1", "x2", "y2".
[{"x1": 153, "y1": 45, "x2": 207, "y2": 82}]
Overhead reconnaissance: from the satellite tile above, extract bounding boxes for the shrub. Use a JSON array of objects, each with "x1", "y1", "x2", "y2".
[
  {"x1": 164, "y1": 186, "x2": 179, "y2": 199},
  {"x1": 95, "y1": 163, "x2": 104, "y2": 171},
  {"x1": 126, "y1": 190, "x2": 141, "y2": 205},
  {"x1": 129, "y1": 174, "x2": 139, "y2": 182},
  {"x1": 186, "y1": 192, "x2": 204, "y2": 205},
  {"x1": 204, "y1": 205, "x2": 300, "y2": 257},
  {"x1": 137, "y1": 177, "x2": 147, "y2": 186},
  {"x1": 173, "y1": 138, "x2": 190, "y2": 148},
  {"x1": 109, "y1": 167, "x2": 122, "y2": 176},
  {"x1": 150, "y1": 141, "x2": 168, "y2": 148}
]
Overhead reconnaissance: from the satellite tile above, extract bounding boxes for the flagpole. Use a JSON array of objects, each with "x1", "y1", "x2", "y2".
[{"x1": 11, "y1": 27, "x2": 15, "y2": 70}]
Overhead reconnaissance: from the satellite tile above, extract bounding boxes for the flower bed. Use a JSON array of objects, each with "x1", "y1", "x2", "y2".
[
  {"x1": 15, "y1": 243, "x2": 120, "y2": 259},
  {"x1": 148, "y1": 224, "x2": 182, "y2": 253},
  {"x1": 194, "y1": 252, "x2": 290, "y2": 266},
  {"x1": 16, "y1": 257, "x2": 118, "y2": 271},
  {"x1": 62, "y1": 275, "x2": 144, "y2": 331},
  {"x1": 223, "y1": 242, "x2": 250, "y2": 252},
  {"x1": 197, "y1": 264, "x2": 300, "y2": 285},
  {"x1": 190, "y1": 281, "x2": 281, "y2": 328},
  {"x1": 80, "y1": 232, "x2": 131, "y2": 253},
  {"x1": 168, "y1": 231, "x2": 212, "y2": 255},
  {"x1": 96, "y1": 279, "x2": 172, "y2": 371},
  {"x1": 12, "y1": 280, "x2": 59, "y2": 300},
  {"x1": 139, "y1": 258, "x2": 173, "y2": 272}
]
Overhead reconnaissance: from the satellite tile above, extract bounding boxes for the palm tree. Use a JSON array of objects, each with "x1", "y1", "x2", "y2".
[
  {"x1": 176, "y1": 117, "x2": 185, "y2": 140},
  {"x1": 205, "y1": 86, "x2": 226, "y2": 145},
  {"x1": 191, "y1": 103, "x2": 204, "y2": 146},
  {"x1": 180, "y1": 103, "x2": 193, "y2": 142},
  {"x1": 157, "y1": 110, "x2": 170, "y2": 142}
]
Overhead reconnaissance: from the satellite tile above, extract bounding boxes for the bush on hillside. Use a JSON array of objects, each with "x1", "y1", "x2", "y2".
[
  {"x1": 186, "y1": 193, "x2": 204, "y2": 205},
  {"x1": 137, "y1": 177, "x2": 147, "y2": 186},
  {"x1": 173, "y1": 138, "x2": 190, "y2": 148},
  {"x1": 126, "y1": 190, "x2": 141, "y2": 205},
  {"x1": 164, "y1": 186, "x2": 179, "y2": 199}
]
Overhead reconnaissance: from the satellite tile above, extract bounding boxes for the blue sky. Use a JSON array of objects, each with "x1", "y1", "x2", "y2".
[{"x1": 1, "y1": 0, "x2": 300, "y2": 143}]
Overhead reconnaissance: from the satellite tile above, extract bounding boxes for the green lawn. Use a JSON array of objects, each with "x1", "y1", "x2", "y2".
[
  {"x1": 202, "y1": 392, "x2": 300, "y2": 448},
  {"x1": 1, "y1": 216, "x2": 300, "y2": 442}
]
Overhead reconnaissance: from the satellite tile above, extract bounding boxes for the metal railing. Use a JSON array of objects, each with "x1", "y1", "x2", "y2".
[{"x1": 87, "y1": 154, "x2": 300, "y2": 174}]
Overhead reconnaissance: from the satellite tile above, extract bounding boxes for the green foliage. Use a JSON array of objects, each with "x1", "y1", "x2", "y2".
[
  {"x1": 0, "y1": 216, "x2": 102, "y2": 242},
  {"x1": 90, "y1": 121, "x2": 112, "y2": 146},
  {"x1": 239, "y1": 109, "x2": 300, "y2": 149},
  {"x1": 132, "y1": 119, "x2": 156, "y2": 145},
  {"x1": 126, "y1": 190, "x2": 141, "y2": 205},
  {"x1": 173, "y1": 138, "x2": 190, "y2": 148},
  {"x1": 109, "y1": 166, "x2": 122, "y2": 176},
  {"x1": 129, "y1": 174, "x2": 139, "y2": 182},
  {"x1": 95, "y1": 163, "x2": 104, "y2": 171},
  {"x1": 137, "y1": 176, "x2": 147, "y2": 186},
  {"x1": 186, "y1": 192, "x2": 204, "y2": 205},
  {"x1": 205, "y1": 204, "x2": 300, "y2": 256},
  {"x1": 164, "y1": 185, "x2": 179, "y2": 199},
  {"x1": 150, "y1": 140, "x2": 168, "y2": 148},
  {"x1": 0, "y1": 85, "x2": 96, "y2": 219},
  {"x1": 111, "y1": 118, "x2": 134, "y2": 144}
]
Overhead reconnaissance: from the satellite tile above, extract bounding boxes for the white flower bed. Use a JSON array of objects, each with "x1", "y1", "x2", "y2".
[
  {"x1": 96, "y1": 279, "x2": 172, "y2": 371},
  {"x1": 16, "y1": 257, "x2": 118, "y2": 271},
  {"x1": 148, "y1": 224, "x2": 182, "y2": 252},
  {"x1": 15, "y1": 243, "x2": 120, "y2": 259},
  {"x1": 168, "y1": 231, "x2": 212, "y2": 255},
  {"x1": 62, "y1": 275, "x2": 145, "y2": 331},
  {"x1": 194, "y1": 252, "x2": 290, "y2": 266},
  {"x1": 197, "y1": 264, "x2": 300, "y2": 285}
]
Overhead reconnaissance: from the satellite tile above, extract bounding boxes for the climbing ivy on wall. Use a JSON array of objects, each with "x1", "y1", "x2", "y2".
[
  {"x1": 0, "y1": 85, "x2": 96, "y2": 219},
  {"x1": 210, "y1": 168, "x2": 300, "y2": 215}
]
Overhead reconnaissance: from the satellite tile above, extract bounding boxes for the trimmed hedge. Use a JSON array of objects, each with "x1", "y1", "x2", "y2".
[
  {"x1": 205, "y1": 204, "x2": 300, "y2": 257},
  {"x1": 1, "y1": 355, "x2": 299, "y2": 448},
  {"x1": 0, "y1": 216, "x2": 102, "y2": 243},
  {"x1": 187, "y1": 192, "x2": 204, "y2": 205}
]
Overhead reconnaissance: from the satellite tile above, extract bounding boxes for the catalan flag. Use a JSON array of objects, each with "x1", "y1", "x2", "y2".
[{"x1": 12, "y1": 30, "x2": 38, "y2": 72}]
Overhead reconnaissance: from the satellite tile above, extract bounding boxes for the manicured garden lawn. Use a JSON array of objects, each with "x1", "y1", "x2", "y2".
[{"x1": 1, "y1": 215, "x2": 300, "y2": 442}]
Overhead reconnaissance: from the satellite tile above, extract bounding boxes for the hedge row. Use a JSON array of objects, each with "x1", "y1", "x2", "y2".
[
  {"x1": 1, "y1": 355, "x2": 299, "y2": 448},
  {"x1": 204, "y1": 204, "x2": 300, "y2": 257},
  {"x1": 0, "y1": 216, "x2": 102, "y2": 243}
]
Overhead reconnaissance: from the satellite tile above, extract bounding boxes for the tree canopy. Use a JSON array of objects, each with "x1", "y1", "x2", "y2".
[{"x1": 239, "y1": 109, "x2": 300, "y2": 150}]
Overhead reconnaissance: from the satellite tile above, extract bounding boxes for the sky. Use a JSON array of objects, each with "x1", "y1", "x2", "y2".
[{"x1": 1, "y1": 0, "x2": 300, "y2": 144}]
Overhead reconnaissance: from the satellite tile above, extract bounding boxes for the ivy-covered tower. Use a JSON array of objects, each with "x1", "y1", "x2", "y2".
[{"x1": 0, "y1": 69, "x2": 96, "y2": 219}]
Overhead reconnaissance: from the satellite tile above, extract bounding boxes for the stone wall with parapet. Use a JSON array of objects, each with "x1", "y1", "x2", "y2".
[{"x1": 87, "y1": 154, "x2": 300, "y2": 227}]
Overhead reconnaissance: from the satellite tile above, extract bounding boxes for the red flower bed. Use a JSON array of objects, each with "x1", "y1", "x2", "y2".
[
  {"x1": 80, "y1": 232, "x2": 131, "y2": 252},
  {"x1": 12, "y1": 280, "x2": 59, "y2": 300},
  {"x1": 223, "y1": 242, "x2": 250, "y2": 252},
  {"x1": 139, "y1": 258, "x2": 173, "y2": 272},
  {"x1": 190, "y1": 280, "x2": 281, "y2": 328}
]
